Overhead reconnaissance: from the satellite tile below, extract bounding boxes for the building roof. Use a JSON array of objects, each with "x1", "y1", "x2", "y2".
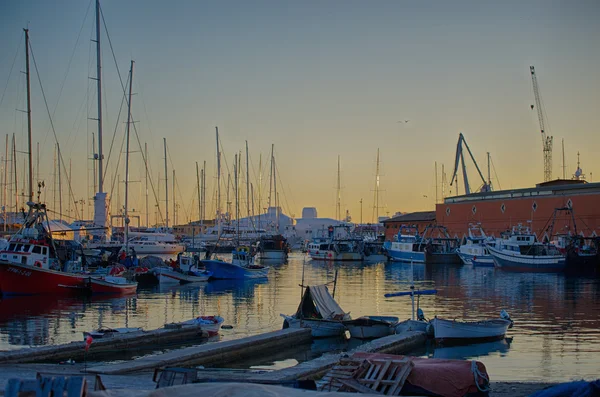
[
  {"x1": 382, "y1": 211, "x2": 436, "y2": 224},
  {"x1": 444, "y1": 181, "x2": 600, "y2": 204}
]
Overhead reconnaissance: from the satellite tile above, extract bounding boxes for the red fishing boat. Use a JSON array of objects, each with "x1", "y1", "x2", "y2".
[{"x1": 0, "y1": 202, "x2": 137, "y2": 296}]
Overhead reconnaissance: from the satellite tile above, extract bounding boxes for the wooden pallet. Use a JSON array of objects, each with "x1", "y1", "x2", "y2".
[{"x1": 317, "y1": 357, "x2": 414, "y2": 395}]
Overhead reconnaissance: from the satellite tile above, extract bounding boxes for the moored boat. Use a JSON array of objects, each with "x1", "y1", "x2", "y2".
[
  {"x1": 179, "y1": 315, "x2": 225, "y2": 336},
  {"x1": 457, "y1": 224, "x2": 494, "y2": 265},
  {"x1": 256, "y1": 234, "x2": 289, "y2": 260},
  {"x1": 281, "y1": 284, "x2": 350, "y2": 337},
  {"x1": 83, "y1": 327, "x2": 143, "y2": 339},
  {"x1": 89, "y1": 276, "x2": 138, "y2": 295},
  {"x1": 487, "y1": 225, "x2": 566, "y2": 272},
  {"x1": 343, "y1": 316, "x2": 398, "y2": 339},
  {"x1": 201, "y1": 248, "x2": 268, "y2": 280},
  {"x1": 383, "y1": 226, "x2": 425, "y2": 263},
  {"x1": 431, "y1": 311, "x2": 513, "y2": 344}
]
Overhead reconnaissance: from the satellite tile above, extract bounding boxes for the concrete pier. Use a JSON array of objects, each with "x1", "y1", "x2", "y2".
[
  {"x1": 248, "y1": 331, "x2": 426, "y2": 383},
  {"x1": 0, "y1": 326, "x2": 211, "y2": 364},
  {"x1": 86, "y1": 328, "x2": 312, "y2": 375}
]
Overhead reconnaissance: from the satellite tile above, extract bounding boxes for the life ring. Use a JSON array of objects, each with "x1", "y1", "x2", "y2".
[{"x1": 34, "y1": 261, "x2": 42, "y2": 268}]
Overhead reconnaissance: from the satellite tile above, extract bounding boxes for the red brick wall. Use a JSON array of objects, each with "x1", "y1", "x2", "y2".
[
  {"x1": 436, "y1": 193, "x2": 600, "y2": 239},
  {"x1": 383, "y1": 220, "x2": 433, "y2": 242}
]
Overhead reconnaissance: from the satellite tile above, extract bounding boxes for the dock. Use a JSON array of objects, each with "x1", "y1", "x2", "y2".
[
  {"x1": 86, "y1": 328, "x2": 312, "y2": 375},
  {"x1": 0, "y1": 325, "x2": 211, "y2": 364}
]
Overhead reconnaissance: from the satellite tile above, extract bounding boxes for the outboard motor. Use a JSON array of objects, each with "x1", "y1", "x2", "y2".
[
  {"x1": 417, "y1": 308, "x2": 426, "y2": 322},
  {"x1": 500, "y1": 310, "x2": 514, "y2": 328}
]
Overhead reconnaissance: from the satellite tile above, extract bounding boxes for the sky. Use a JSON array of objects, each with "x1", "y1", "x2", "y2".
[{"x1": 0, "y1": 0, "x2": 599, "y2": 225}]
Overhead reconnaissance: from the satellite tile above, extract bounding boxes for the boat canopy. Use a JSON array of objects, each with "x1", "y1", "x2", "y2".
[{"x1": 296, "y1": 284, "x2": 349, "y2": 320}]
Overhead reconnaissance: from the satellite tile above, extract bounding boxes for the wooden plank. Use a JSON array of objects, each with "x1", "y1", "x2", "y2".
[
  {"x1": 371, "y1": 360, "x2": 391, "y2": 392},
  {"x1": 339, "y1": 378, "x2": 383, "y2": 395},
  {"x1": 388, "y1": 359, "x2": 413, "y2": 396}
]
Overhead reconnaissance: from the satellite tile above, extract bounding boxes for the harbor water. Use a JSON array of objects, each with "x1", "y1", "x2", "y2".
[{"x1": 0, "y1": 253, "x2": 598, "y2": 382}]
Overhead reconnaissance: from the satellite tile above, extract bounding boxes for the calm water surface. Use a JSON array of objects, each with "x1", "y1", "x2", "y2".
[{"x1": 0, "y1": 253, "x2": 598, "y2": 382}]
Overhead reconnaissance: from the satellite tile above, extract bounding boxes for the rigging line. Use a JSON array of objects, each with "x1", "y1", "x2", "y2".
[
  {"x1": 165, "y1": 146, "x2": 191, "y2": 222},
  {"x1": 29, "y1": 40, "x2": 80, "y2": 220},
  {"x1": 100, "y1": 8, "x2": 164, "y2": 225},
  {"x1": 0, "y1": 37, "x2": 21, "y2": 110},
  {"x1": 108, "y1": 109, "x2": 127, "y2": 201},
  {"x1": 490, "y1": 156, "x2": 501, "y2": 190}
]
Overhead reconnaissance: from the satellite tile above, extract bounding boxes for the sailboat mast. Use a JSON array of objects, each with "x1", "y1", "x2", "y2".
[
  {"x1": 3, "y1": 135, "x2": 7, "y2": 231},
  {"x1": 435, "y1": 161, "x2": 438, "y2": 205},
  {"x1": 163, "y1": 137, "x2": 168, "y2": 228},
  {"x1": 196, "y1": 162, "x2": 201, "y2": 224},
  {"x1": 234, "y1": 153, "x2": 239, "y2": 245},
  {"x1": 172, "y1": 169, "x2": 176, "y2": 225},
  {"x1": 268, "y1": 145, "x2": 273, "y2": 209},
  {"x1": 246, "y1": 141, "x2": 250, "y2": 224},
  {"x1": 562, "y1": 139, "x2": 566, "y2": 179},
  {"x1": 124, "y1": 60, "x2": 134, "y2": 252},
  {"x1": 202, "y1": 160, "x2": 206, "y2": 231},
  {"x1": 12, "y1": 135, "x2": 17, "y2": 213},
  {"x1": 216, "y1": 127, "x2": 221, "y2": 234},
  {"x1": 336, "y1": 155, "x2": 341, "y2": 221},
  {"x1": 24, "y1": 29, "x2": 33, "y2": 201},
  {"x1": 258, "y1": 154, "x2": 262, "y2": 230},
  {"x1": 57, "y1": 143, "x2": 62, "y2": 220},
  {"x1": 144, "y1": 142, "x2": 148, "y2": 227},
  {"x1": 273, "y1": 148, "x2": 278, "y2": 233},
  {"x1": 373, "y1": 149, "x2": 380, "y2": 223},
  {"x1": 95, "y1": 0, "x2": 104, "y2": 194}
]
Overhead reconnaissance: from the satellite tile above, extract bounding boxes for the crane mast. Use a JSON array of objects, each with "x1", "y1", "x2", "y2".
[{"x1": 530, "y1": 66, "x2": 553, "y2": 182}]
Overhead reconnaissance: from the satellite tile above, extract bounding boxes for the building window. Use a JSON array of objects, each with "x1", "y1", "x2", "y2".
[
  {"x1": 472, "y1": 205, "x2": 477, "y2": 215},
  {"x1": 500, "y1": 203, "x2": 506, "y2": 214},
  {"x1": 567, "y1": 199, "x2": 573, "y2": 209},
  {"x1": 532, "y1": 201, "x2": 538, "y2": 212},
  {"x1": 445, "y1": 207, "x2": 451, "y2": 216}
]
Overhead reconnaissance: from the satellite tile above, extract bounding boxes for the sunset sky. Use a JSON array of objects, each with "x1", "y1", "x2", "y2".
[{"x1": 1, "y1": 0, "x2": 598, "y2": 225}]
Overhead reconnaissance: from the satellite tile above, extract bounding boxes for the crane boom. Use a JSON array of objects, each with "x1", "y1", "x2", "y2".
[
  {"x1": 449, "y1": 133, "x2": 490, "y2": 195},
  {"x1": 530, "y1": 66, "x2": 553, "y2": 182}
]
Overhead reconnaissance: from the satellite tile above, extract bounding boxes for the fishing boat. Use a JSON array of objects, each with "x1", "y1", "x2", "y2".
[
  {"x1": 457, "y1": 224, "x2": 493, "y2": 265},
  {"x1": 343, "y1": 316, "x2": 398, "y2": 339},
  {"x1": 383, "y1": 226, "x2": 425, "y2": 263},
  {"x1": 256, "y1": 234, "x2": 289, "y2": 260},
  {"x1": 281, "y1": 284, "x2": 350, "y2": 337},
  {"x1": 362, "y1": 236, "x2": 388, "y2": 263},
  {"x1": 431, "y1": 311, "x2": 513, "y2": 344},
  {"x1": 0, "y1": 202, "x2": 137, "y2": 296},
  {"x1": 155, "y1": 254, "x2": 212, "y2": 284},
  {"x1": 308, "y1": 225, "x2": 364, "y2": 261},
  {"x1": 202, "y1": 247, "x2": 268, "y2": 280},
  {"x1": 487, "y1": 225, "x2": 566, "y2": 272},
  {"x1": 423, "y1": 225, "x2": 461, "y2": 265},
  {"x1": 83, "y1": 327, "x2": 143, "y2": 339},
  {"x1": 178, "y1": 315, "x2": 225, "y2": 336}
]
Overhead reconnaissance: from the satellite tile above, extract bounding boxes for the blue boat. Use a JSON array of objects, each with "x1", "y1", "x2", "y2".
[
  {"x1": 201, "y1": 246, "x2": 269, "y2": 279},
  {"x1": 384, "y1": 226, "x2": 425, "y2": 263}
]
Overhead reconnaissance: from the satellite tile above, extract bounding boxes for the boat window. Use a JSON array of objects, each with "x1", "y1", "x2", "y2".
[
  {"x1": 15, "y1": 244, "x2": 23, "y2": 252},
  {"x1": 8, "y1": 243, "x2": 15, "y2": 251},
  {"x1": 32, "y1": 246, "x2": 42, "y2": 254},
  {"x1": 42, "y1": 247, "x2": 47, "y2": 255},
  {"x1": 23, "y1": 245, "x2": 31, "y2": 252}
]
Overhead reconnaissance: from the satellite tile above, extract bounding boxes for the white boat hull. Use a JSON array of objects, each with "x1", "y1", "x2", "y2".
[
  {"x1": 282, "y1": 315, "x2": 346, "y2": 337},
  {"x1": 155, "y1": 267, "x2": 211, "y2": 284},
  {"x1": 431, "y1": 317, "x2": 511, "y2": 343}
]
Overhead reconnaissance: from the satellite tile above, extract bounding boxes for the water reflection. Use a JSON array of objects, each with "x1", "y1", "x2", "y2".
[
  {"x1": 430, "y1": 338, "x2": 513, "y2": 360},
  {"x1": 0, "y1": 257, "x2": 597, "y2": 381}
]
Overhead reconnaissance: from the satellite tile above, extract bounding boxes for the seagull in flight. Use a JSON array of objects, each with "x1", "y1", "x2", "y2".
[{"x1": 397, "y1": 120, "x2": 410, "y2": 124}]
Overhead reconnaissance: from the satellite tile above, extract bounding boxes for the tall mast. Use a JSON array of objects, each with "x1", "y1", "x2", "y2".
[
  {"x1": 124, "y1": 60, "x2": 134, "y2": 252},
  {"x1": 196, "y1": 162, "x2": 201, "y2": 224},
  {"x1": 258, "y1": 154, "x2": 262, "y2": 230},
  {"x1": 268, "y1": 145, "x2": 273, "y2": 209},
  {"x1": 95, "y1": 0, "x2": 104, "y2": 193},
  {"x1": 12, "y1": 135, "x2": 17, "y2": 213},
  {"x1": 435, "y1": 161, "x2": 438, "y2": 205},
  {"x1": 245, "y1": 141, "x2": 250, "y2": 225},
  {"x1": 144, "y1": 142, "x2": 148, "y2": 226},
  {"x1": 251, "y1": 183, "x2": 255, "y2": 221},
  {"x1": 172, "y1": 169, "x2": 176, "y2": 225},
  {"x1": 92, "y1": 133, "x2": 96, "y2": 194},
  {"x1": 234, "y1": 153, "x2": 239, "y2": 245},
  {"x1": 3, "y1": 135, "x2": 8, "y2": 231},
  {"x1": 216, "y1": 127, "x2": 221, "y2": 233},
  {"x1": 562, "y1": 139, "x2": 566, "y2": 179},
  {"x1": 226, "y1": 174, "x2": 231, "y2": 222},
  {"x1": 336, "y1": 155, "x2": 341, "y2": 221},
  {"x1": 202, "y1": 160, "x2": 206, "y2": 231},
  {"x1": 487, "y1": 152, "x2": 491, "y2": 187},
  {"x1": 273, "y1": 148, "x2": 278, "y2": 233},
  {"x1": 36, "y1": 142, "x2": 39, "y2": 188},
  {"x1": 373, "y1": 149, "x2": 380, "y2": 223},
  {"x1": 163, "y1": 137, "x2": 168, "y2": 228},
  {"x1": 57, "y1": 143, "x2": 62, "y2": 220},
  {"x1": 24, "y1": 29, "x2": 33, "y2": 201}
]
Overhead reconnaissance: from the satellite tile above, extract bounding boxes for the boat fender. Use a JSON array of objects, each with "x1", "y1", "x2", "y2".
[{"x1": 34, "y1": 261, "x2": 42, "y2": 268}]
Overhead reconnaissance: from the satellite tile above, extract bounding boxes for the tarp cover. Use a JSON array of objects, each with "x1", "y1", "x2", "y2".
[
  {"x1": 296, "y1": 285, "x2": 349, "y2": 320},
  {"x1": 88, "y1": 383, "x2": 382, "y2": 397},
  {"x1": 353, "y1": 352, "x2": 489, "y2": 397}
]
